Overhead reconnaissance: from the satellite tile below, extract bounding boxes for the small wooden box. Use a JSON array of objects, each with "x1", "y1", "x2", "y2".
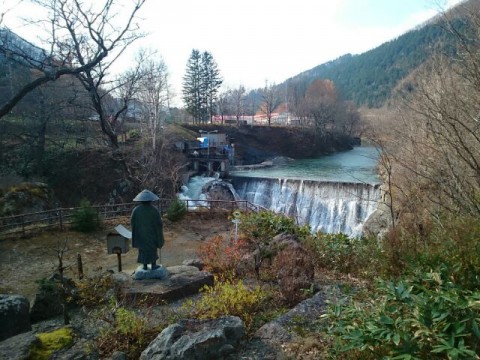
[{"x1": 106, "y1": 233, "x2": 129, "y2": 254}]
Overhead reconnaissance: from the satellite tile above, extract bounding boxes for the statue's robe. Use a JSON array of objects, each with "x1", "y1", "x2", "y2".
[{"x1": 131, "y1": 203, "x2": 164, "y2": 264}]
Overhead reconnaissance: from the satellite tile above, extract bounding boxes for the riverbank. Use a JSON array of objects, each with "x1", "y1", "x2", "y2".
[{"x1": 181, "y1": 124, "x2": 354, "y2": 165}]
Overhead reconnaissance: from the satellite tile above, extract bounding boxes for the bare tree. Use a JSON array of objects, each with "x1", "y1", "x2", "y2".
[
  {"x1": 131, "y1": 127, "x2": 188, "y2": 199},
  {"x1": 335, "y1": 100, "x2": 362, "y2": 137},
  {"x1": 231, "y1": 85, "x2": 245, "y2": 125},
  {"x1": 0, "y1": 0, "x2": 22, "y2": 26},
  {"x1": 0, "y1": 0, "x2": 147, "y2": 147},
  {"x1": 216, "y1": 88, "x2": 231, "y2": 124},
  {"x1": 259, "y1": 80, "x2": 281, "y2": 126},
  {"x1": 133, "y1": 50, "x2": 171, "y2": 150},
  {"x1": 372, "y1": 3, "x2": 480, "y2": 231}
]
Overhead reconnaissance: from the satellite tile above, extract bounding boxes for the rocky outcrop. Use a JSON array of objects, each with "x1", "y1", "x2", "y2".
[
  {"x1": 140, "y1": 316, "x2": 244, "y2": 360},
  {"x1": 363, "y1": 198, "x2": 392, "y2": 238},
  {"x1": 202, "y1": 180, "x2": 239, "y2": 202},
  {"x1": 0, "y1": 331, "x2": 39, "y2": 360},
  {"x1": 232, "y1": 290, "x2": 330, "y2": 359},
  {"x1": 0, "y1": 182, "x2": 56, "y2": 217},
  {"x1": 30, "y1": 274, "x2": 77, "y2": 323},
  {"x1": 0, "y1": 294, "x2": 31, "y2": 341}
]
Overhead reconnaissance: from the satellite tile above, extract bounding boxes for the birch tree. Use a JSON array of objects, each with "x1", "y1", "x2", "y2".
[{"x1": 134, "y1": 52, "x2": 170, "y2": 150}]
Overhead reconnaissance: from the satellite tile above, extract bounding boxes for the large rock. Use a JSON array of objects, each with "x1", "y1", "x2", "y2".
[
  {"x1": 0, "y1": 294, "x2": 31, "y2": 341},
  {"x1": 140, "y1": 316, "x2": 244, "y2": 360},
  {"x1": 0, "y1": 331, "x2": 39, "y2": 360},
  {"x1": 232, "y1": 291, "x2": 330, "y2": 359},
  {"x1": 0, "y1": 182, "x2": 57, "y2": 217},
  {"x1": 255, "y1": 290, "x2": 327, "y2": 344},
  {"x1": 363, "y1": 200, "x2": 392, "y2": 238},
  {"x1": 30, "y1": 274, "x2": 73, "y2": 323},
  {"x1": 114, "y1": 265, "x2": 214, "y2": 305}
]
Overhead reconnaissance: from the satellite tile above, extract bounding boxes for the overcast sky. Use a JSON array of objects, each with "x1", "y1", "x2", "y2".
[{"x1": 3, "y1": 0, "x2": 464, "y2": 104}]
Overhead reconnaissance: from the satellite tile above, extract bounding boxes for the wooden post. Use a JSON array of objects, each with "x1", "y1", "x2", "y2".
[
  {"x1": 59, "y1": 209, "x2": 64, "y2": 231},
  {"x1": 77, "y1": 253, "x2": 84, "y2": 280},
  {"x1": 117, "y1": 252, "x2": 122, "y2": 272},
  {"x1": 113, "y1": 247, "x2": 122, "y2": 272}
]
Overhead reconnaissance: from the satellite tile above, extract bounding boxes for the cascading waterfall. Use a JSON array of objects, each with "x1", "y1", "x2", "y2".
[{"x1": 231, "y1": 176, "x2": 381, "y2": 237}]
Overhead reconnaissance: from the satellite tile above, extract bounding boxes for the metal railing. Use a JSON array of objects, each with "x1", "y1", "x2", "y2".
[{"x1": 0, "y1": 199, "x2": 265, "y2": 239}]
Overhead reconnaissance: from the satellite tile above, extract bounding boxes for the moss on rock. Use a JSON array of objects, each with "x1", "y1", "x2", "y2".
[{"x1": 28, "y1": 327, "x2": 73, "y2": 360}]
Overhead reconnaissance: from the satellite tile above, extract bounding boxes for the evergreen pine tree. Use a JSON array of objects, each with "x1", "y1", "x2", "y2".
[
  {"x1": 183, "y1": 49, "x2": 222, "y2": 123},
  {"x1": 182, "y1": 49, "x2": 203, "y2": 123},
  {"x1": 201, "y1": 51, "x2": 223, "y2": 123}
]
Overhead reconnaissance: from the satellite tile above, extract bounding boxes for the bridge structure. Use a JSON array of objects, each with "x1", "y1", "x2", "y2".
[
  {"x1": 177, "y1": 132, "x2": 235, "y2": 176},
  {"x1": 187, "y1": 152, "x2": 231, "y2": 175}
]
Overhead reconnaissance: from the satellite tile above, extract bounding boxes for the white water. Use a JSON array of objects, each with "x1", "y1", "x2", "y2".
[
  {"x1": 180, "y1": 147, "x2": 381, "y2": 236},
  {"x1": 177, "y1": 175, "x2": 217, "y2": 209},
  {"x1": 231, "y1": 177, "x2": 380, "y2": 237}
]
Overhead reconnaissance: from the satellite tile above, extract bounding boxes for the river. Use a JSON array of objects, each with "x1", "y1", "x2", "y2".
[
  {"x1": 179, "y1": 146, "x2": 381, "y2": 237},
  {"x1": 230, "y1": 146, "x2": 379, "y2": 184}
]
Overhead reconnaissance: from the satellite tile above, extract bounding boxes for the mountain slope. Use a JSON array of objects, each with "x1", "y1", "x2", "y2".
[
  {"x1": 280, "y1": 0, "x2": 480, "y2": 109},
  {"x1": 286, "y1": 22, "x2": 453, "y2": 108}
]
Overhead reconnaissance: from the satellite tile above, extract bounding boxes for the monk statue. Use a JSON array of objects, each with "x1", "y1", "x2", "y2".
[{"x1": 131, "y1": 190, "x2": 164, "y2": 270}]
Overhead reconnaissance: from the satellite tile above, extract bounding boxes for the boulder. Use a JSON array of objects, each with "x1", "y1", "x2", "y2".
[
  {"x1": 0, "y1": 182, "x2": 56, "y2": 217},
  {"x1": 0, "y1": 294, "x2": 31, "y2": 341},
  {"x1": 362, "y1": 200, "x2": 392, "y2": 238},
  {"x1": 140, "y1": 316, "x2": 244, "y2": 360},
  {"x1": 270, "y1": 233, "x2": 304, "y2": 251},
  {"x1": 114, "y1": 265, "x2": 214, "y2": 305},
  {"x1": 0, "y1": 331, "x2": 39, "y2": 360},
  {"x1": 254, "y1": 291, "x2": 328, "y2": 350},
  {"x1": 182, "y1": 258, "x2": 204, "y2": 270},
  {"x1": 108, "y1": 351, "x2": 128, "y2": 360},
  {"x1": 233, "y1": 291, "x2": 329, "y2": 359},
  {"x1": 30, "y1": 274, "x2": 77, "y2": 323},
  {"x1": 202, "y1": 180, "x2": 237, "y2": 202}
]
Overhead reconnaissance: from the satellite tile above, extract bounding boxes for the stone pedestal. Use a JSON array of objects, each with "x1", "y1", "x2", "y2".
[
  {"x1": 133, "y1": 265, "x2": 168, "y2": 280},
  {"x1": 113, "y1": 265, "x2": 214, "y2": 305}
]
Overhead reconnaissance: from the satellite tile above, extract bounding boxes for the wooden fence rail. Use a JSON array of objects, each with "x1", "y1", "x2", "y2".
[{"x1": 0, "y1": 199, "x2": 265, "y2": 239}]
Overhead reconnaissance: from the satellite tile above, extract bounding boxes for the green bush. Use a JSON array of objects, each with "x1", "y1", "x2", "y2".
[
  {"x1": 239, "y1": 210, "x2": 311, "y2": 242},
  {"x1": 183, "y1": 278, "x2": 270, "y2": 333},
  {"x1": 97, "y1": 305, "x2": 159, "y2": 359},
  {"x1": 325, "y1": 271, "x2": 480, "y2": 359},
  {"x1": 71, "y1": 199, "x2": 101, "y2": 232},
  {"x1": 380, "y1": 214, "x2": 480, "y2": 289},
  {"x1": 165, "y1": 199, "x2": 187, "y2": 222},
  {"x1": 128, "y1": 129, "x2": 140, "y2": 139},
  {"x1": 416, "y1": 215, "x2": 480, "y2": 290},
  {"x1": 306, "y1": 232, "x2": 382, "y2": 277}
]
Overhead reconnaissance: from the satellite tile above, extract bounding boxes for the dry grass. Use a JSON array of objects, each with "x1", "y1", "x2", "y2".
[{"x1": 0, "y1": 213, "x2": 232, "y2": 301}]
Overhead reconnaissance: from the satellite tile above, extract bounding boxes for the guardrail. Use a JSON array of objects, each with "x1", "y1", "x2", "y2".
[{"x1": 0, "y1": 199, "x2": 264, "y2": 239}]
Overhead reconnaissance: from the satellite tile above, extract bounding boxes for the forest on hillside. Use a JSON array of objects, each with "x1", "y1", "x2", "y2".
[{"x1": 282, "y1": 15, "x2": 462, "y2": 107}]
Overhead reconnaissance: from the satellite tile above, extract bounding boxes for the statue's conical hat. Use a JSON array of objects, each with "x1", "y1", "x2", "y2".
[{"x1": 133, "y1": 189, "x2": 159, "y2": 202}]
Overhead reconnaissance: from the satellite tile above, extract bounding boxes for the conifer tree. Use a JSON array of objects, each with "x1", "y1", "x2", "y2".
[
  {"x1": 201, "y1": 51, "x2": 223, "y2": 123},
  {"x1": 182, "y1": 49, "x2": 203, "y2": 123},
  {"x1": 182, "y1": 49, "x2": 222, "y2": 123}
]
